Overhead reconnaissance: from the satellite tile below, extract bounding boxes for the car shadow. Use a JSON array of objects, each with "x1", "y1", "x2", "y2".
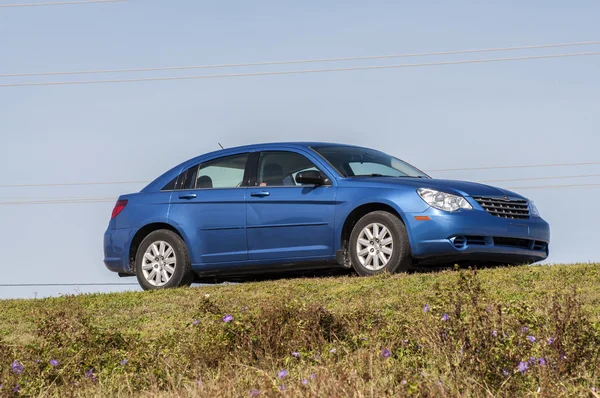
[{"x1": 192, "y1": 262, "x2": 514, "y2": 285}]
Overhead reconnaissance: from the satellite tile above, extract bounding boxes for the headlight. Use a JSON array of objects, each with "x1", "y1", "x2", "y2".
[
  {"x1": 530, "y1": 201, "x2": 541, "y2": 217},
  {"x1": 417, "y1": 188, "x2": 473, "y2": 212}
]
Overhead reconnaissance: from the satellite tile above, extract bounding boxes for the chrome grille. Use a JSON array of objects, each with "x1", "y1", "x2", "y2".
[{"x1": 473, "y1": 196, "x2": 530, "y2": 219}]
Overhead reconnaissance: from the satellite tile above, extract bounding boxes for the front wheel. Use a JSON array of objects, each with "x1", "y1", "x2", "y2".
[
  {"x1": 348, "y1": 211, "x2": 412, "y2": 276},
  {"x1": 135, "y1": 229, "x2": 194, "y2": 290}
]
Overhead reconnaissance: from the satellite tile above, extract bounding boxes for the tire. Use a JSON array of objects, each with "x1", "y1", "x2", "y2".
[
  {"x1": 135, "y1": 229, "x2": 194, "y2": 291},
  {"x1": 348, "y1": 211, "x2": 412, "y2": 276}
]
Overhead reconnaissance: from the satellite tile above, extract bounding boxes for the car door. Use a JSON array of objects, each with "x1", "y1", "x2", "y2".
[
  {"x1": 246, "y1": 149, "x2": 337, "y2": 261},
  {"x1": 168, "y1": 152, "x2": 250, "y2": 265}
]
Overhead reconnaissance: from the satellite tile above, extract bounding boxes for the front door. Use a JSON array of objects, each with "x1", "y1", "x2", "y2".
[
  {"x1": 168, "y1": 152, "x2": 250, "y2": 264},
  {"x1": 246, "y1": 150, "x2": 337, "y2": 261}
]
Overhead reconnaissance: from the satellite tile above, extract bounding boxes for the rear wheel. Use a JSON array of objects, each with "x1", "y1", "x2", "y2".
[
  {"x1": 349, "y1": 211, "x2": 411, "y2": 276},
  {"x1": 135, "y1": 230, "x2": 194, "y2": 290}
]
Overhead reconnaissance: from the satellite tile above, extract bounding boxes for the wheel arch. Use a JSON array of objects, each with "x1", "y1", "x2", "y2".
[
  {"x1": 338, "y1": 201, "x2": 414, "y2": 264},
  {"x1": 127, "y1": 222, "x2": 187, "y2": 274}
]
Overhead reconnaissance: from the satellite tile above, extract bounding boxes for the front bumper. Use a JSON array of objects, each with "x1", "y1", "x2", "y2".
[{"x1": 405, "y1": 207, "x2": 550, "y2": 265}]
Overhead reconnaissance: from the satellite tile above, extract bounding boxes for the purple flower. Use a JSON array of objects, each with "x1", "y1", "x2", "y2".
[
  {"x1": 521, "y1": 326, "x2": 529, "y2": 333},
  {"x1": 120, "y1": 359, "x2": 128, "y2": 366},
  {"x1": 50, "y1": 359, "x2": 59, "y2": 367},
  {"x1": 85, "y1": 368, "x2": 94, "y2": 378},
  {"x1": 278, "y1": 370, "x2": 287, "y2": 379},
  {"x1": 538, "y1": 358, "x2": 546, "y2": 366},
  {"x1": 196, "y1": 379, "x2": 202, "y2": 387},
  {"x1": 423, "y1": 304, "x2": 429, "y2": 312},
  {"x1": 249, "y1": 390, "x2": 261, "y2": 397},
  {"x1": 517, "y1": 361, "x2": 529, "y2": 374},
  {"x1": 381, "y1": 349, "x2": 391, "y2": 359},
  {"x1": 527, "y1": 356, "x2": 537, "y2": 364},
  {"x1": 527, "y1": 336, "x2": 537, "y2": 343},
  {"x1": 291, "y1": 351, "x2": 300, "y2": 358},
  {"x1": 13, "y1": 385, "x2": 20, "y2": 393},
  {"x1": 329, "y1": 348, "x2": 337, "y2": 353},
  {"x1": 547, "y1": 337, "x2": 556, "y2": 345},
  {"x1": 311, "y1": 373, "x2": 316, "y2": 380},
  {"x1": 492, "y1": 330, "x2": 498, "y2": 337},
  {"x1": 223, "y1": 314, "x2": 233, "y2": 323},
  {"x1": 403, "y1": 339, "x2": 409, "y2": 344},
  {"x1": 502, "y1": 369, "x2": 509, "y2": 376},
  {"x1": 401, "y1": 380, "x2": 407, "y2": 385},
  {"x1": 301, "y1": 379, "x2": 309, "y2": 385},
  {"x1": 11, "y1": 360, "x2": 23, "y2": 375},
  {"x1": 441, "y1": 313, "x2": 449, "y2": 321},
  {"x1": 193, "y1": 319, "x2": 201, "y2": 325},
  {"x1": 592, "y1": 387, "x2": 597, "y2": 393}
]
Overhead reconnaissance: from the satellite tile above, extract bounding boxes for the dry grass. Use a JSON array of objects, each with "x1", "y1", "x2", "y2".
[{"x1": 1, "y1": 263, "x2": 599, "y2": 397}]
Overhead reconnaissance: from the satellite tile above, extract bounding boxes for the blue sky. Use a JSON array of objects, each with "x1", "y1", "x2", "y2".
[{"x1": 1, "y1": 0, "x2": 599, "y2": 299}]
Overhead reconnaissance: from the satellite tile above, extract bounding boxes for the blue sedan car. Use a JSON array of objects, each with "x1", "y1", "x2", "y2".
[{"x1": 104, "y1": 142, "x2": 550, "y2": 290}]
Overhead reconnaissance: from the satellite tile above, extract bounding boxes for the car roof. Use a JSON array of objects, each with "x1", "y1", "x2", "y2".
[
  {"x1": 218, "y1": 141, "x2": 363, "y2": 151},
  {"x1": 185, "y1": 141, "x2": 369, "y2": 163}
]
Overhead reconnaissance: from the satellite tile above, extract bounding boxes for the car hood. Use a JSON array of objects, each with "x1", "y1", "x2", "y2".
[{"x1": 347, "y1": 177, "x2": 527, "y2": 199}]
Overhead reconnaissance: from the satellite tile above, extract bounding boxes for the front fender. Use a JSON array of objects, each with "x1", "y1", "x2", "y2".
[{"x1": 333, "y1": 187, "x2": 429, "y2": 251}]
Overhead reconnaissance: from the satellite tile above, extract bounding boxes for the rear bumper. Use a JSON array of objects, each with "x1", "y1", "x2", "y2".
[
  {"x1": 103, "y1": 227, "x2": 136, "y2": 274},
  {"x1": 405, "y1": 208, "x2": 550, "y2": 265}
]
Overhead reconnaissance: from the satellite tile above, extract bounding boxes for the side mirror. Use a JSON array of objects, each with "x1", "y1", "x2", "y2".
[{"x1": 295, "y1": 170, "x2": 329, "y2": 186}]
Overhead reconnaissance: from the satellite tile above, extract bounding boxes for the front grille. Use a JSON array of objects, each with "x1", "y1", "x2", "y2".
[{"x1": 473, "y1": 196, "x2": 530, "y2": 219}]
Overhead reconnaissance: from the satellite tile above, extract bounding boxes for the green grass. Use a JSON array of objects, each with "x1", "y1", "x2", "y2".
[{"x1": 1, "y1": 263, "x2": 600, "y2": 397}]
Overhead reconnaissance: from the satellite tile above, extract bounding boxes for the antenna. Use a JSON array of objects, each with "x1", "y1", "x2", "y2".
[{"x1": 218, "y1": 143, "x2": 224, "y2": 149}]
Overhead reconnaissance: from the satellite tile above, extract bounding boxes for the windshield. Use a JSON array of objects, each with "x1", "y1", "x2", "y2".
[{"x1": 311, "y1": 146, "x2": 430, "y2": 178}]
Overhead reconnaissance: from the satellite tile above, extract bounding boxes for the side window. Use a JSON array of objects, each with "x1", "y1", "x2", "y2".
[
  {"x1": 257, "y1": 151, "x2": 322, "y2": 186},
  {"x1": 194, "y1": 153, "x2": 249, "y2": 189},
  {"x1": 161, "y1": 176, "x2": 177, "y2": 191}
]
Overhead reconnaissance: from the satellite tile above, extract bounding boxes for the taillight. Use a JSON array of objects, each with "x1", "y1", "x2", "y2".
[{"x1": 111, "y1": 199, "x2": 128, "y2": 219}]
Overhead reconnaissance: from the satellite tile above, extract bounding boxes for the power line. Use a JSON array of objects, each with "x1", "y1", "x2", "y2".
[
  {"x1": 505, "y1": 184, "x2": 600, "y2": 190},
  {"x1": 1, "y1": 51, "x2": 599, "y2": 88},
  {"x1": 0, "y1": 0, "x2": 126, "y2": 8},
  {"x1": 0, "y1": 180, "x2": 148, "y2": 188},
  {"x1": 1, "y1": 165, "x2": 600, "y2": 189},
  {"x1": 0, "y1": 197, "x2": 115, "y2": 205},
  {"x1": 480, "y1": 174, "x2": 600, "y2": 183},
  {"x1": 2, "y1": 40, "x2": 599, "y2": 78},
  {"x1": 1, "y1": 183, "x2": 600, "y2": 205},
  {"x1": 428, "y1": 161, "x2": 600, "y2": 172},
  {"x1": 0, "y1": 282, "x2": 137, "y2": 286}
]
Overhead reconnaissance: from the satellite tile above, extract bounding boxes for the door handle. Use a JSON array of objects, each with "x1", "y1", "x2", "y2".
[
  {"x1": 178, "y1": 193, "x2": 197, "y2": 200},
  {"x1": 250, "y1": 191, "x2": 270, "y2": 198}
]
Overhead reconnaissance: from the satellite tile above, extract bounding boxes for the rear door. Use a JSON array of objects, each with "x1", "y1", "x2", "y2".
[
  {"x1": 168, "y1": 152, "x2": 250, "y2": 264},
  {"x1": 246, "y1": 149, "x2": 337, "y2": 261}
]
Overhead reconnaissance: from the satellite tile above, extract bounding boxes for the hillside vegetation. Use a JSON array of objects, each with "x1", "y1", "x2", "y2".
[{"x1": 1, "y1": 263, "x2": 600, "y2": 397}]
